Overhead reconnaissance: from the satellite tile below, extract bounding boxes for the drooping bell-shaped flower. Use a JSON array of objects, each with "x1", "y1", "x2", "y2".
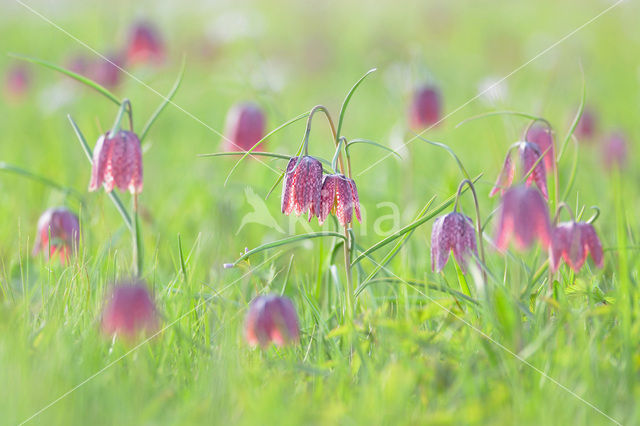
[
  {"x1": 575, "y1": 107, "x2": 597, "y2": 140},
  {"x1": 245, "y1": 295, "x2": 300, "y2": 348},
  {"x1": 409, "y1": 85, "x2": 441, "y2": 130},
  {"x1": 33, "y1": 207, "x2": 80, "y2": 263},
  {"x1": 281, "y1": 156, "x2": 322, "y2": 219},
  {"x1": 318, "y1": 174, "x2": 361, "y2": 227},
  {"x1": 495, "y1": 186, "x2": 552, "y2": 251},
  {"x1": 101, "y1": 282, "x2": 159, "y2": 341},
  {"x1": 601, "y1": 132, "x2": 628, "y2": 171},
  {"x1": 92, "y1": 54, "x2": 123, "y2": 89},
  {"x1": 431, "y1": 212, "x2": 478, "y2": 273},
  {"x1": 525, "y1": 124, "x2": 555, "y2": 171},
  {"x1": 222, "y1": 102, "x2": 265, "y2": 152},
  {"x1": 550, "y1": 222, "x2": 604, "y2": 272},
  {"x1": 89, "y1": 130, "x2": 143, "y2": 194},
  {"x1": 126, "y1": 21, "x2": 165, "y2": 65},
  {"x1": 490, "y1": 142, "x2": 548, "y2": 199}
]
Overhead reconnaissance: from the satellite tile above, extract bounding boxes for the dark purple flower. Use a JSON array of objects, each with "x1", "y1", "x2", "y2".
[
  {"x1": 101, "y1": 282, "x2": 159, "y2": 341},
  {"x1": 409, "y1": 85, "x2": 442, "y2": 130},
  {"x1": 245, "y1": 295, "x2": 300, "y2": 348},
  {"x1": 126, "y1": 21, "x2": 165, "y2": 65},
  {"x1": 281, "y1": 156, "x2": 323, "y2": 219},
  {"x1": 525, "y1": 124, "x2": 555, "y2": 171},
  {"x1": 318, "y1": 174, "x2": 361, "y2": 227},
  {"x1": 222, "y1": 102, "x2": 265, "y2": 152},
  {"x1": 550, "y1": 222, "x2": 604, "y2": 272},
  {"x1": 495, "y1": 186, "x2": 551, "y2": 251},
  {"x1": 89, "y1": 130, "x2": 143, "y2": 194},
  {"x1": 575, "y1": 107, "x2": 597, "y2": 140},
  {"x1": 431, "y1": 212, "x2": 478, "y2": 273},
  {"x1": 601, "y1": 131, "x2": 628, "y2": 171},
  {"x1": 33, "y1": 207, "x2": 80, "y2": 264}
]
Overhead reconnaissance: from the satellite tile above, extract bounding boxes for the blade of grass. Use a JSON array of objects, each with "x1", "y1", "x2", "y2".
[
  {"x1": 336, "y1": 68, "x2": 377, "y2": 139},
  {"x1": 0, "y1": 162, "x2": 84, "y2": 203},
  {"x1": 345, "y1": 139, "x2": 400, "y2": 159}
]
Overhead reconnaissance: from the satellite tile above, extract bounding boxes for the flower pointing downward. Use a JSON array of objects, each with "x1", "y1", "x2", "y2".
[
  {"x1": 495, "y1": 186, "x2": 551, "y2": 251},
  {"x1": 89, "y1": 130, "x2": 143, "y2": 194},
  {"x1": 318, "y1": 174, "x2": 361, "y2": 227},
  {"x1": 281, "y1": 155, "x2": 323, "y2": 219},
  {"x1": 33, "y1": 207, "x2": 80, "y2": 264},
  {"x1": 490, "y1": 142, "x2": 548, "y2": 200},
  {"x1": 245, "y1": 295, "x2": 300, "y2": 348},
  {"x1": 550, "y1": 221, "x2": 603, "y2": 273},
  {"x1": 101, "y1": 282, "x2": 159, "y2": 341},
  {"x1": 431, "y1": 212, "x2": 478, "y2": 273}
]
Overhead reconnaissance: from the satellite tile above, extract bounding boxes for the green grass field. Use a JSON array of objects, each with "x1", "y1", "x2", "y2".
[{"x1": 1, "y1": 0, "x2": 639, "y2": 424}]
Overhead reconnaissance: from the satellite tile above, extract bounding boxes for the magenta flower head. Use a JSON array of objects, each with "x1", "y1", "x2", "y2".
[
  {"x1": 601, "y1": 131, "x2": 628, "y2": 171},
  {"x1": 490, "y1": 142, "x2": 548, "y2": 200},
  {"x1": 89, "y1": 130, "x2": 143, "y2": 194},
  {"x1": 550, "y1": 221, "x2": 604, "y2": 273},
  {"x1": 222, "y1": 102, "x2": 266, "y2": 152},
  {"x1": 281, "y1": 156, "x2": 323, "y2": 219},
  {"x1": 495, "y1": 186, "x2": 552, "y2": 251},
  {"x1": 126, "y1": 21, "x2": 165, "y2": 65},
  {"x1": 525, "y1": 124, "x2": 555, "y2": 171},
  {"x1": 409, "y1": 85, "x2": 442, "y2": 130},
  {"x1": 245, "y1": 295, "x2": 300, "y2": 348},
  {"x1": 33, "y1": 207, "x2": 80, "y2": 263},
  {"x1": 101, "y1": 281, "x2": 159, "y2": 341},
  {"x1": 575, "y1": 107, "x2": 597, "y2": 140},
  {"x1": 431, "y1": 212, "x2": 478, "y2": 273},
  {"x1": 318, "y1": 174, "x2": 361, "y2": 227}
]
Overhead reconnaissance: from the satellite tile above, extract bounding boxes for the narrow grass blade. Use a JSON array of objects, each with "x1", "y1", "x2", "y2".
[
  {"x1": 178, "y1": 233, "x2": 188, "y2": 282},
  {"x1": 0, "y1": 162, "x2": 84, "y2": 203},
  {"x1": 336, "y1": 68, "x2": 377, "y2": 139},
  {"x1": 198, "y1": 152, "x2": 292, "y2": 161},
  {"x1": 414, "y1": 134, "x2": 471, "y2": 181},
  {"x1": 346, "y1": 139, "x2": 400, "y2": 159}
]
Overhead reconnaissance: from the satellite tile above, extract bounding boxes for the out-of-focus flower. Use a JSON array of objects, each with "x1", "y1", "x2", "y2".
[
  {"x1": 101, "y1": 282, "x2": 159, "y2": 340},
  {"x1": 409, "y1": 85, "x2": 441, "y2": 130},
  {"x1": 33, "y1": 207, "x2": 80, "y2": 263},
  {"x1": 601, "y1": 131, "x2": 628, "y2": 171},
  {"x1": 525, "y1": 124, "x2": 555, "y2": 171},
  {"x1": 575, "y1": 107, "x2": 597, "y2": 140},
  {"x1": 89, "y1": 130, "x2": 143, "y2": 194},
  {"x1": 318, "y1": 174, "x2": 361, "y2": 227},
  {"x1": 431, "y1": 212, "x2": 478, "y2": 273},
  {"x1": 495, "y1": 186, "x2": 551, "y2": 251},
  {"x1": 126, "y1": 21, "x2": 165, "y2": 65},
  {"x1": 4, "y1": 64, "x2": 31, "y2": 100},
  {"x1": 281, "y1": 156, "x2": 322, "y2": 219},
  {"x1": 490, "y1": 142, "x2": 548, "y2": 199},
  {"x1": 550, "y1": 222, "x2": 603, "y2": 272},
  {"x1": 92, "y1": 54, "x2": 123, "y2": 89},
  {"x1": 245, "y1": 295, "x2": 300, "y2": 348},
  {"x1": 222, "y1": 102, "x2": 265, "y2": 152}
]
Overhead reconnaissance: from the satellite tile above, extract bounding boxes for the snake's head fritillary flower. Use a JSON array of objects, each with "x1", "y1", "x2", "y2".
[
  {"x1": 490, "y1": 151, "x2": 515, "y2": 197},
  {"x1": 101, "y1": 282, "x2": 159, "y2": 341},
  {"x1": 519, "y1": 142, "x2": 548, "y2": 200},
  {"x1": 281, "y1": 156, "x2": 322, "y2": 219},
  {"x1": 92, "y1": 54, "x2": 123, "y2": 89},
  {"x1": 89, "y1": 130, "x2": 143, "y2": 194},
  {"x1": 245, "y1": 295, "x2": 300, "y2": 348},
  {"x1": 550, "y1": 222, "x2": 604, "y2": 273},
  {"x1": 222, "y1": 102, "x2": 266, "y2": 152},
  {"x1": 318, "y1": 174, "x2": 361, "y2": 227},
  {"x1": 4, "y1": 64, "x2": 30, "y2": 101},
  {"x1": 602, "y1": 132, "x2": 628, "y2": 171},
  {"x1": 33, "y1": 207, "x2": 80, "y2": 264},
  {"x1": 409, "y1": 85, "x2": 441, "y2": 130},
  {"x1": 525, "y1": 124, "x2": 555, "y2": 171},
  {"x1": 495, "y1": 186, "x2": 551, "y2": 251},
  {"x1": 575, "y1": 107, "x2": 597, "y2": 140},
  {"x1": 431, "y1": 212, "x2": 478, "y2": 273},
  {"x1": 126, "y1": 21, "x2": 165, "y2": 65}
]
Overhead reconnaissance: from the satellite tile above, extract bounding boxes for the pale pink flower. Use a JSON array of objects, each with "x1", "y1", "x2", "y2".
[
  {"x1": 490, "y1": 142, "x2": 548, "y2": 199},
  {"x1": 245, "y1": 295, "x2": 300, "y2": 348},
  {"x1": 101, "y1": 282, "x2": 159, "y2": 340},
  {"x1": 318, "y1": 174, "x2": 361, "y2": 227},
  {"x1": 601, "y1": 131, "x2": 628, "y2": 171},
  {"x1": 281, "y1": 156, "x2": 323, "y2": 219},
  {"x1": 525, "y1": 124, "x2": 555, "y2": 171},
  {"x1": 489, "y1": 152, "x2": 515, "y2": 197},
  {"x1": 33, "y1": 207, "x2": 80, "y2": 264},
  {"x1": 550, "y1": 222, "x2": 604, "y2": 272},
  {"x1": 222, "y1": 102, "x2": 265, "y2": 152},
  {"x1": 409, "y1": 85, "x2": 441, "y2": 130},
  {"x1": 575, "y1": 107, "x2": 597, "y2": 140},
  {"x1": 495, "y1": 186, "x2": 552, "y2": 251},
  {"x1": 89, "y1": 130, "x2": 143, "y2": 194},
  {"x1": 431, "y1": 212, "x2": 478, "y2": 273},
  {"x1": 126, "y1": 21, "x2": 165, "y2": 65},
  {"x1": 4, "y1": 64, "x2": 30, "y2": 100}
]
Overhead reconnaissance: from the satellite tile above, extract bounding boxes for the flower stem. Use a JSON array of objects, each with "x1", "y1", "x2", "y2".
[
  {"x1": 109, "y1": 99, "x2": 133, "y2": 137},
  {"x1": 454, "y1": 179, "x2": 486, "y2": 282},
  {"x1": 132, "y1": 194, "x2": 143, "y2": 277}
]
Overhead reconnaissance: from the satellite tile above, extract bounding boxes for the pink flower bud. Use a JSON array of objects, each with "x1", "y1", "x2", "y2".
[
  {"x1": 281, "y1": 156, "x2": 323, "y2": 219},
  {"x1": 33, "y1": 207, "x2": 80, "y2": 264},
  {"x1": 575, "y1": 107, "x2": 597, "y2": 140},
  {"x1": 101, "y1": 282, "x2": 159, "y2": 341},
  {"x1": 495, "y1": 186, "x2": 551, "y2": 251},
  {"x1": 126, "y1": 21, "x2": 165, "y2": 65},
  {"x1": 318, "y1": 174, "x2": 361, "y2": 227},
  {"x1": 89, "y1": 130, "x2": 143, "y2": 194},
  {"x1": 525, "y1": 124, "x2": 555, "y2": 171},
  {"x1": 409, "y1": 85, "x2": 442, "y2": 130},
  {"x1": 245, "y1": 295, "x2": 300, "y2": 348},
  {"x1": 431, "y1": 212, "x2": 478, "y2": 273},
  {"x1": 601, "y1": 131, "x2": 628, "y2": 171},
  {"x1": 222, "y1": 102, "x2": 266, "y2": 152},
  {"x1": 550, "y1": 222, "x2": 603, "y2": 273}
]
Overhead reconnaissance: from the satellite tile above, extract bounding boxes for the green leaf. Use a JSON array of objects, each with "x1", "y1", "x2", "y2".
[
  {"x1": 10, "y1": 53, "x2": 121, "y2": 106},
  {"x1": 0, "y1": 162, "x2": 84, "y2": 203},
  {"x1": 558, "y1": 70, "x2": 586, "y2": 163},
  {"x1": 346, "y1": 139, "x2": 401, "y2": 159},
  {"x1": 336, "y1": 68, "x2": 377, "y2": 139},
  {"x1": 455, "y1": 110, "x2": 550, "y2": 130},
  {"x1": 355, "y1": 277, "x2": 478, "y2": 304},
  {"x1": 198, "y1": 151, "x2": 292, "y2": 161},
  {"x1": 139, "y1": 58, "x2": 186, "y2": 142},
  {"x1": 413, "y1": 134, "x2": 471, "y2": 181}
]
